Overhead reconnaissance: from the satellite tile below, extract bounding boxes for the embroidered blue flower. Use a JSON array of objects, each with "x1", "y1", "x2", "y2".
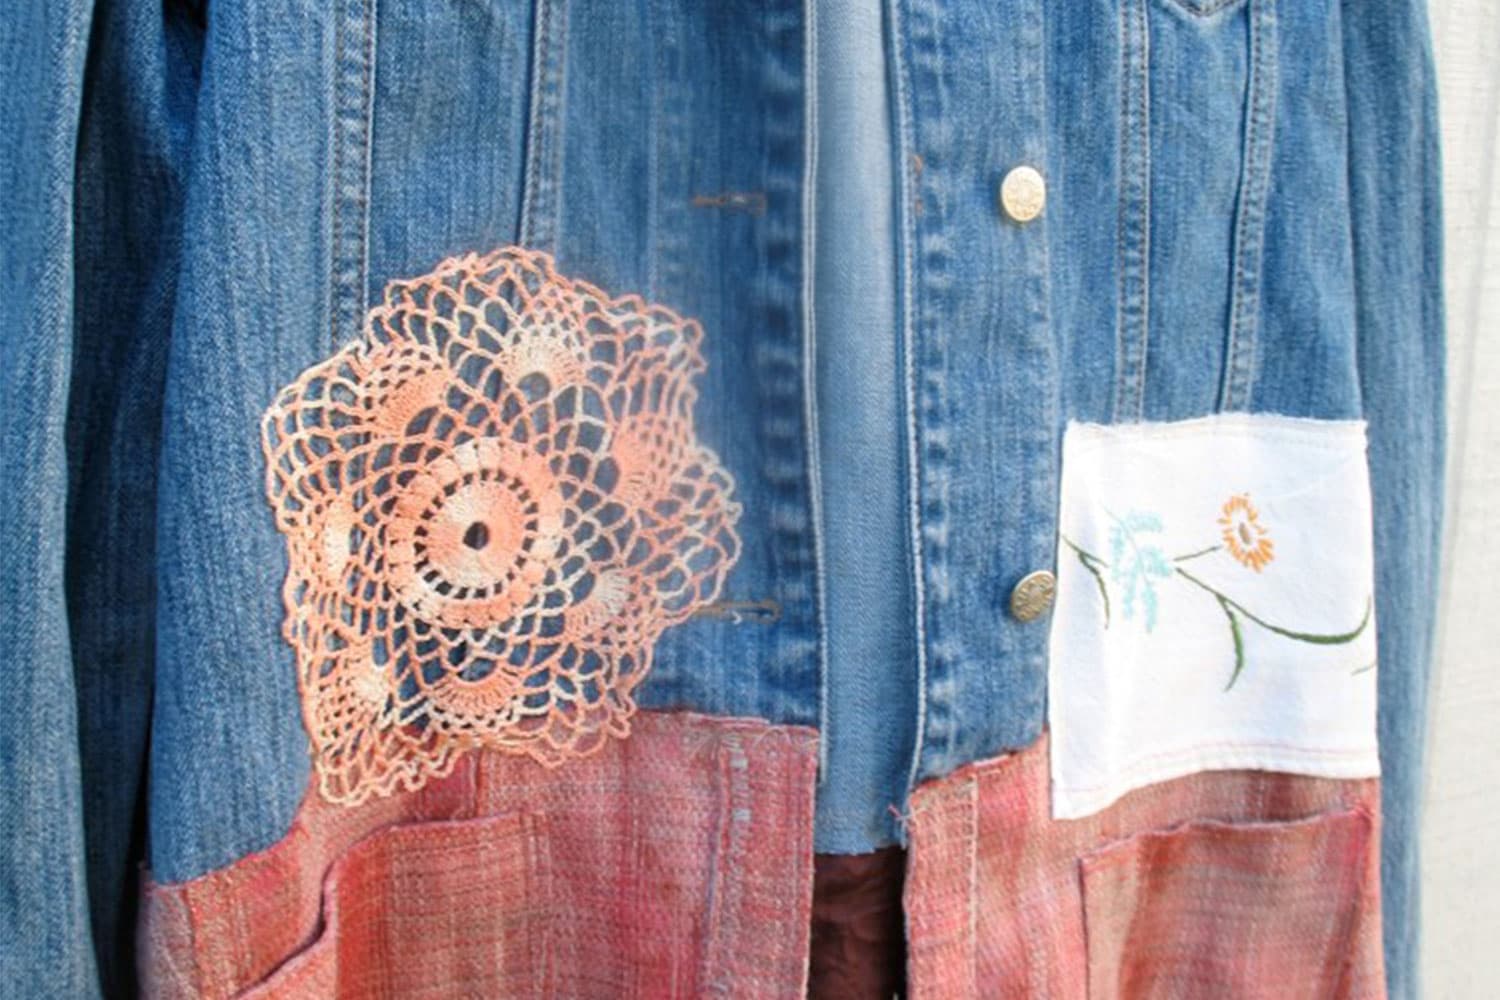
[
  {"x1": 1061, "y1": 499, "x2": 1372, "y2": 690},
  {"x1": 1106, "y1": 510, "x2": 1173, "y2": 632}
]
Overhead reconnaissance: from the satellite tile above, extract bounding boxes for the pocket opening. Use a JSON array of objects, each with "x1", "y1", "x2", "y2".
[{"x1": 239, "y1": 812, "x2": 554, "y2": 999}]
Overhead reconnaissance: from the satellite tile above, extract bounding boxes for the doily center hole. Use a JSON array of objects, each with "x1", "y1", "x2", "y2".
[{"x1": 463, "y1": 522, "x2": 491, "y2": 551}]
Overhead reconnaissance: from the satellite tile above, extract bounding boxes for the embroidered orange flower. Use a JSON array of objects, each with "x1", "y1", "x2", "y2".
[
  {"x1": 262, "y1": 248, "x2": 741, "y2": 805},
  {"x1": 1219, "y1": 493, "x2": 1274, "y2": 572}
]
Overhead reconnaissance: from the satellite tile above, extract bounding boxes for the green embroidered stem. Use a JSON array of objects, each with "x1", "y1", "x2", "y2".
[
  {"x1": 1174, "y1": 566, "x2": 1373, "y2": 645},
  {"x1": 1215, "y1": 595, "x2": 1247, "y2": 691},
  {"x1": 1061, "y1": 534, "x2": 1111, "y2": 627},
  {"x1": 1059, "y1": 536, "x2": 1372, "y2": 691}
]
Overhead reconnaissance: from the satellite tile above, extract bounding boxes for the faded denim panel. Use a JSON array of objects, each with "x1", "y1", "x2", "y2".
[
  {"x1": 811, "y1": 0, "x2": 919, "y2": 853},
  {"x1": 151, "y1": 0, "x2": 824, "y2": 886},
  {"x1": 549, "y1": 2, "x2": 823, "y2": 732},
  {"x1": 365, "y1": 0, "x2": 538, "y2": 302},
  {"x1": 150, "y1": 0, "x2": 345, "y2": 884},
  {"x1": 1341, "y1": 1, "x2": 1447, "y2": 994},
  {"x1": 890, "y1": 0, "x2": 1062, "y2": 795}
]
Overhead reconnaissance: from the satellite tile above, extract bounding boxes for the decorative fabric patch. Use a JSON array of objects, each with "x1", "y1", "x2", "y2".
[
  {"x1": 262, "y1": 248, "x2": 741, "y2": 805},
  {"x1": 1047, "y1": 413, "x2": 1379, "y2": 820}
]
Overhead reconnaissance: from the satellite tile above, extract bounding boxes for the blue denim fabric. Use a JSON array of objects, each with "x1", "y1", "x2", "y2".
[
  {"x1": 1, "y1": 5, "x2": 101, "y2": 995},
  {"x1": 812, "y1": 0, "x2": 918, "y2": 853},
  {"x1": 2, "y1": 1, "x2": 197, "y2": 995},
  {"x1": 0, "y1": 0, "x2": 1444, "y2": 996}
]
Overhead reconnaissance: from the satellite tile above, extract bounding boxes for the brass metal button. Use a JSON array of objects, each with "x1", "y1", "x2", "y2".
[
  {"x1": 999, "y1": 165, "x2": 1046, "y2": 223},
  {"x1": 1009, "y1": 569, "x2": 1056, "y2": 622}
]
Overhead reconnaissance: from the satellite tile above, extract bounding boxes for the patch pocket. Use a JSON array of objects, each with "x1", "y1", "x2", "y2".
[
  {"x1": 139, "y1": 714, "x2": 819, "y2": 1000},
  {"x1": 1080, "y1": 808, "x2": 1380, "y2": 1000},
  {"x1": 1048, "y1": 413, "x2": 1380, "y2": 819},
  {"x1": 241, "y1": 813, "x2": 554, "y2": 999}
]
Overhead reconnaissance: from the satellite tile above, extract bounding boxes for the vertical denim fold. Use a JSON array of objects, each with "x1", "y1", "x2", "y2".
[
  {"x1": 67, "y1": 0, "x2": 202, "y2": 992},
  {"x1": 1341, "y1": 1, "x2": 1448, "y2": 994},
  {"x1": 0, "y1": 1, "x2": 101, "y2": 994}
]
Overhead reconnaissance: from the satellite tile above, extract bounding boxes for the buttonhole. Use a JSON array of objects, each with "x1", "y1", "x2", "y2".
[
  {"x1": 690, "y1": 598, "x2": 782, "y2": 625},
  {"x1": 689, "y1": 191, "x2": 768, "y2": 216}
]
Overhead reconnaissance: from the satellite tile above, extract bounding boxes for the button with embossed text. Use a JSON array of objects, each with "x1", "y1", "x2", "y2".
[{"x1": 1009, "y1": 569, "x2": 1056, "y2": 622}]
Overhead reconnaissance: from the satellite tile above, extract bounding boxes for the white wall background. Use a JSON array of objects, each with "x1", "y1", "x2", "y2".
[{"x1": 1422, "y1": 2, "x2": 1500, "y2": 996}]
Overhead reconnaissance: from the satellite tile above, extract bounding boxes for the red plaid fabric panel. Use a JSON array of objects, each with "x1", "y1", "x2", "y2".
[
  {"x1": 139, "y1": 711, "x2": 818, "y2": 999},
  {"x1": 903, "y1": 732, "x2": 1384, "y2": 999}
]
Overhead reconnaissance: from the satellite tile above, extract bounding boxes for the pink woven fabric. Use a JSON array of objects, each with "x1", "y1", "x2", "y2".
[
  {"x1": 138, "y1": 711, "x2": 818, "y2": 999},
  {"x1": 903, "y1": 732, "x2": 1385, "y2": 1000}
]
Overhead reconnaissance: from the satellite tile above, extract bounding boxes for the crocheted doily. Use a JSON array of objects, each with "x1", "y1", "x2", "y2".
[{"x1": 262, "y1": 248, "x2": 741, "y2": 804}]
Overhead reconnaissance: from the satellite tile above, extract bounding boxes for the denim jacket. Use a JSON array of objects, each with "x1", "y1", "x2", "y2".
[{"x1": 1, "y1": 0, "x2": 1444, "y2": 996}]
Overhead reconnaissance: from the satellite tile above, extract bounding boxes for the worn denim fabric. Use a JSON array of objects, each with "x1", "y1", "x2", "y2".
[
  {"x1": 2, "y1": 1, "x2": 196, "y2": 996},
  {"x1": 0, "y1": 5, "x2": 101, "y2": 995},
  {"x1": 0, "y1": 0, "x2": 1444, "y2": 996},
  {"x1": 812, "y1": 0, "x2": 918, "y2": 852}
]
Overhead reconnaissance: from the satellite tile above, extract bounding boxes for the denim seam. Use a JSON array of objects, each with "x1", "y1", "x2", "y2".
[
  {"x1": 1022, "y1": 0, "x2": 1061, "y2": 707},
  {"x1": 328, "y1": 0, "x2": 376, "y2": 353},
  {"x1": 1219, "y1": 0, "x2": 1278, "y2": 412},
  {"x1": 887, "y1": 0, "x2": 931, "y2": 824},
  {"x1": 1112, "y1": 0, "x2": 1151, "y2": 422},
  {"x1": 646, "y1": 0, "x2": 688, "y2": 303},
  {"x1": 518, "y1": 0, "x2": 567, "y2": 254},
  {"x1": 799, "y1": 0, "x2": 831, "y2": 783}
]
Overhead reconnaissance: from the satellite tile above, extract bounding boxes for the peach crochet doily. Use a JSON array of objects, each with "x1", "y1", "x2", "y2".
[{"x1": 262, "y1": 248, "x2": 741, "y2": 805}]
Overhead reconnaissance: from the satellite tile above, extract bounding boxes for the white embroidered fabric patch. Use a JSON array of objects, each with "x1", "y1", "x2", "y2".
[{"x1": 1047, "y1": 413, "x2": 1380, "y2": 820}]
